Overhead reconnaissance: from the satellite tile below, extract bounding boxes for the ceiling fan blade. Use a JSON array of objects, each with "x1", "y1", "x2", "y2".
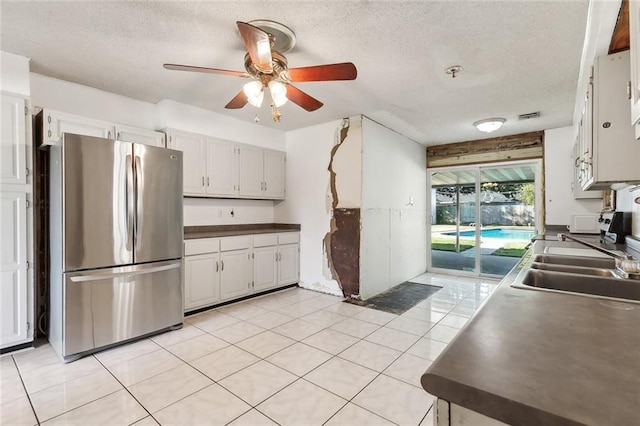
[
  {"x1": 237, "y1": 21, "x2": 273, "y2": 72},
  {"x1": 287, "y1": 62, "x2": 357, "y2": 82},
  {"x1": 225, "y1": 91, "x2": 248, "y2": 109},
  {"x1": 286, "y1": 85, "x2": 323, "y2": 111},
  {"x1": 163, "y1": 63, "x2": 250, "y2": 78}
]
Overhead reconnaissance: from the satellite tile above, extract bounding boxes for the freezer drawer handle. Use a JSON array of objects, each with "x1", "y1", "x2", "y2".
[{"x1": 69, "y1": 262, "x2": 181, "y2": 282}]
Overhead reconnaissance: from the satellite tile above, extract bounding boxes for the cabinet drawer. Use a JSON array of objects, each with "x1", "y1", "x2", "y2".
[
  {"x1": 278, "y1": 232, "x2": 300, "y2": 245},
  {"x1": 185, "y1": 238, "x2": 219, "y2": 256},
  {"x1": 220, "y1": 236, "x2": 251, "y2": 251},
  {"x1": 254, "y1": 233, "x2": 278, "y2": 247}
]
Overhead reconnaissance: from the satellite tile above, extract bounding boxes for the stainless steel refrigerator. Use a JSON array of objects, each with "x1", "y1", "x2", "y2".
[{"x1": 49, "y1": 133, "x2": 184, "y2": 362}]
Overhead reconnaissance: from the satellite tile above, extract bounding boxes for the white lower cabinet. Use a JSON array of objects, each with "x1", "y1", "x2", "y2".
[
  {"x1": 278, "y1": 244, "x2": 300, "y2": 285},
  {"x1": 184, "y1": 232, "x2": 300, "y2": 312},
  {"x1": 220, "y1": 249, "x2": 252, "y2": 301},
  {"x1": 184, "y1": 238, "x2": 220, "y2": 311},
  {"x1": 254, "y1": 246, "x2": 278, "y2": 292},
  {"x1": 184, "y1": 253, "x2": 220, "y2": 310}
]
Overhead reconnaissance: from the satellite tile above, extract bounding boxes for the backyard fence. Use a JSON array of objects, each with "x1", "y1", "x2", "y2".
[{"x1": 435, "y1": 203, "x2": 534, "y2": 226}]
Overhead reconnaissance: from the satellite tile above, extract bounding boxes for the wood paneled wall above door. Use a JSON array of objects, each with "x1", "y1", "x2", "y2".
[{"x1": 426, "y1": 131, "x2": 544, "y2": 168}]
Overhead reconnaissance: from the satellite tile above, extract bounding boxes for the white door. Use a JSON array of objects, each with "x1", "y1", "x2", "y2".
[
  {"x1": 44, "y1": 110, "x2": 114, "y2": 145},
  {"x1": 0, "y1": 192, "x2": 28, "y2": 348},
  {"x1": 116, "y1": 125, "x2": 165, "y2": 147},
  {"x1": 206, "y1": 138, "x2": 238, "y2": 196},
  {"x1": 168, "y1": 130, "x2": 206, "y2": 195},
  {"x1": 220, "y1": 249, "x2": 251, "y2": 300},
  {"x1": 254, "y1": 246, "x2": 277, "y2": 292},
  {"x1": 238, "y1": 145, "x2": 263, "y2": 198},
  {"x1": 263, "y1": 149, "x2": 285, "y2": 199},
  {"x1": 1, "y1": 94, "x2": 26, "y2": 185},
  {"x1": 278, "y1": 244, "x2": 299, "y2": 285},
  {"x1": 184, "y1": 253, "x2": 220, "y2": 311}
]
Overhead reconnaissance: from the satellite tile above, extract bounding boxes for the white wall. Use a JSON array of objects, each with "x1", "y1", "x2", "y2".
[
  {"x1": 332, "y1": 117, "x2": 362, "y2": 208},
  {"x1": 544, "y1": 126, "x2": 603, "y2": 226},
  {"x1": 31, "y1": 73, "x2": 156, "y2": 129},
  {"x1": 360, "y1": 117, "x2": 427, "y2": 299},
  {"x1": 29, "y1": 73, "x2": 286, "y2": 226},
  {"x1": 274, "y1": 120, "x2": 343, "y2": 295},
  {"x1": 1, "y1": 51, "x2": 30, "y2": 96}
]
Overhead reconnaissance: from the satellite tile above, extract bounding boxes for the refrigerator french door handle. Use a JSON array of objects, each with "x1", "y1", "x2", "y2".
[
  {"x1": 125, "y1": 154, "x2": 134, "y2": 251},
  {"x1": 134, "y1": 155, "x2": 143, "y2": 248},
  {"x1": 69, "y1": 262, "x2": 181, "y2": 282}
]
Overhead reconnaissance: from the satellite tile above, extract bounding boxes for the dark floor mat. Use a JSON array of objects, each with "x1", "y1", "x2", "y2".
[{"x1": 346, "y1": 282, "x2": 441, "y2": 315}]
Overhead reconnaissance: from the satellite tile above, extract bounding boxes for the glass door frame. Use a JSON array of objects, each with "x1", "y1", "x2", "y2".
[{"x1": 427, "y1": 159, "x2": 543, "y2": 278}]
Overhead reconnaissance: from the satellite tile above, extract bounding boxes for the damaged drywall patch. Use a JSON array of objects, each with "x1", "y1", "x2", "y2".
[{"x1": 324, "y1": 118, "x2": 362, "y2": 298}]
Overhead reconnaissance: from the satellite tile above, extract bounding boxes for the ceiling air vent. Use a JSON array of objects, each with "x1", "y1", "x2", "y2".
[{"x1": 518, "y1": 111, "x2": 541, "y2": 120}]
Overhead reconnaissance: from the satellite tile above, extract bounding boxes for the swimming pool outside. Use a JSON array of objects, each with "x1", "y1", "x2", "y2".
[{"x1": 443, "y1": 228, "x2": 535, "y2": 240}]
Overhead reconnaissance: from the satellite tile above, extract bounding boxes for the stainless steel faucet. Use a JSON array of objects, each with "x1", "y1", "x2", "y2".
[{"x1": 557, "y1": 233, "x2": 633, "y2": 260}]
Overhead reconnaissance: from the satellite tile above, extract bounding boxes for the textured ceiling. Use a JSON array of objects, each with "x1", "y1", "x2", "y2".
[{"x1": 0, "y1": 1, "x2": 589, "y2": 146}]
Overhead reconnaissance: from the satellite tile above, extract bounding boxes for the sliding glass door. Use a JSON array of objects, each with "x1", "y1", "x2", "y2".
[{"x1": 428, "y1": 160, "x2": 541, "y2": 277}]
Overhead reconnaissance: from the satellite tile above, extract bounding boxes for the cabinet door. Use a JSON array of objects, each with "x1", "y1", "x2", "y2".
[
  {"x1": 630, "y1": 0, "x2": 640, "y2": 128},
  {"x1": 1, "y1": 94, "x2": 27, "y2": 185},
  {"x1": 278, "y1": 244, "x2": 299, "y2": 286},
  {"x1": 263, "y1": 149, "x2": 286, "y2": 199},
  {"x1": 44, "y1": 110, "x2": 114, "y2": 145},
  {"x1": 206, "y1": 138, "x2": 238, "y2": 196},
  {"x1": 254, "y1": 246, "x2": 277, "y2": 292},
  {"x1": 116, "y1": 125, "x2": 165, "y2": 147},
  {"x1": 582, "y1": 82, "x2": 595, "y2": 188},
  {"x1": 238, "y1": 145, "x2": 264, "y2": 198},
  {"x1": 184, "y1": 253, "x2": 220, "y2": 311},
  {"x1": 0, "y1": 192, "x2": 29, "y2": 348},
  {"x1": 573, "y1": 137, "x2": 601, "y2": 199},
  {"x1": 167, "y1": 130, "x2": 206, "y2": 195},
  {"x1": 220, "y1": 249, "x2": 251, "y2": 300}
]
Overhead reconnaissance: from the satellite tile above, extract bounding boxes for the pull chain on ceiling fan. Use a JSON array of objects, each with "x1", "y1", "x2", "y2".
[{"x1": 164, "y1": 20, "x2": 357, "y2": 122}]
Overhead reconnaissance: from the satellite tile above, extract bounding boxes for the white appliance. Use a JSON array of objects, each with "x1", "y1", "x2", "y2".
[{"x1": 568, "y1": 214, "x2": 600, "y2": 234}]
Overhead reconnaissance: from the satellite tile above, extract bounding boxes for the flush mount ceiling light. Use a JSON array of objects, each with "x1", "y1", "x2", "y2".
[{"x1": 473, "y1": 118, "x2": 506, "y2": 133}]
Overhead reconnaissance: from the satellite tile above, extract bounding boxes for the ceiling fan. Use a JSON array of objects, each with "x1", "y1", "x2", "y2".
[{"x1": 164, "y1": 20, "x2": 357, "y2": 122}]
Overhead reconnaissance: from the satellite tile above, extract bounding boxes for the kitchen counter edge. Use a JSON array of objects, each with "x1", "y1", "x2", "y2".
[
  {"x1": 420, "y1": 238, "x2": 640, "y2": 426},
  {"x1": 184, "y1": 223, "x2": 300, "y2": 239}
]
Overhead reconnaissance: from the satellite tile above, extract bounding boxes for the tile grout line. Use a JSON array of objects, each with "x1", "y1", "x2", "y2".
[{"x1": 10, "y1": 354, "x2": 41, "y2": 426}]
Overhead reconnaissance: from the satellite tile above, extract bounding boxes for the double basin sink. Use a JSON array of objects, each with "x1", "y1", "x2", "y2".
[{"x1": 514, "y1": 252, "x2": 640, "y2": 303}]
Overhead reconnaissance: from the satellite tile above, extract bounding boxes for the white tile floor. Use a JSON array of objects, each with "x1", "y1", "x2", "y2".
[{"x1": 0, "y1": 273, "x2": 498, "y2": 426}]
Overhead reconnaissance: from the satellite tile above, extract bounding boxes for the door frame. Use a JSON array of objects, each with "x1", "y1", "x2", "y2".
[{"x1": 426, "y1": 159, "x2": 543, "y2": 278}]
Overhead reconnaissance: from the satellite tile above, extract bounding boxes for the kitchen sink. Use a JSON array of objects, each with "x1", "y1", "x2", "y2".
[
  {"x1": 531, "y1": 254, "x2": 616, "y2": 269},
  {"x1": 520, "y1": 269, "x2": 640, "y2": 302},
  {"x1": 529, "y1": 263, "x2": 618, "y2": 277}
]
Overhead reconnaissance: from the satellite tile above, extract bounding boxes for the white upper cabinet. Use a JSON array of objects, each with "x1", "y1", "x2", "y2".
[
  {"x1": 263, "y1": 149, "x2": 286, "y2": 199},
  {"x1": 42, "y1": 110, "x2": 114, "y2": 145},
  {"x1": 629, "y1": 0, "x2": 640, "y2": 135},
  {"x1": 238, "y1": 146, "x2": 286, "y2": 199},
  {"x1": 206, "y1": 138, "x2": 238, "y2": 197},
  {"x1": 165, "y1": 128, "x2": 286, "y2": 200},
  {"x1": 116, "y1": 125, "x2": 165, "y2": 147},
  {"x1": 584, "y1": 51, "x2": 640, "y2": 189},
  {"x1": 238, "y1": 145, "x2": 264, "y2": 198},
  {"x1": 167, "y1": 129, "x2": 207, "y2": 195},
  {"x1": 1, "y1": 94, "x2": 27, "y2": 185}
]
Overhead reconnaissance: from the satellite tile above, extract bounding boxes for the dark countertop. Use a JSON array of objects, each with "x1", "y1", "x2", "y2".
[
  {"x1": 184, "y1": 223, "x2": 300, "y2": 239},
  {"x1": 421, "y1": 238, "x2": 640, "y2": 426}
]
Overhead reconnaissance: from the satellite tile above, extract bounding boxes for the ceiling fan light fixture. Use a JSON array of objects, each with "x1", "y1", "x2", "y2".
[
  {"x1": 268, "y1": 80, "x2": 288, "y2": 107},
  {"x1": 473, "y1": 118, "x2": 505, "y2": 133},
  {"x1": 243, "y1": 80, "x2": 264, "y2": 107}
]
